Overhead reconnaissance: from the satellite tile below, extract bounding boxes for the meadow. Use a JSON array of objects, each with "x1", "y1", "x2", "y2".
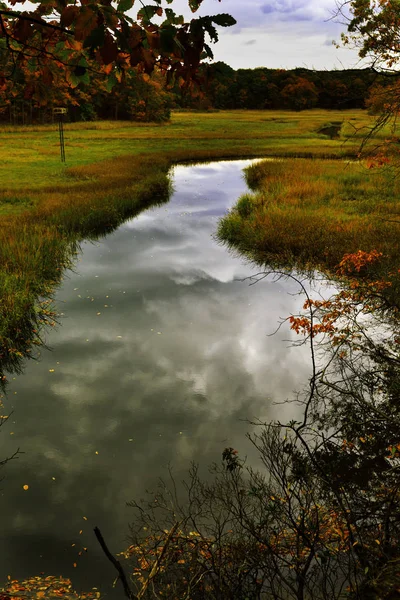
[
  {"x1": 0, "y1": 108, "x2": 391, "y2": 376},
  {"x1": 218, "y1": 156, "x2": 400, "y2": 306}
]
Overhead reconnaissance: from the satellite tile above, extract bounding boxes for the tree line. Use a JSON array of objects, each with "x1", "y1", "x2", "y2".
[
  {"x1": 0, "y1": 62, "x2": 387, "y2": 125},
  {"x1": 179, "y1": 64, "x2": 382, "y2": 112}
]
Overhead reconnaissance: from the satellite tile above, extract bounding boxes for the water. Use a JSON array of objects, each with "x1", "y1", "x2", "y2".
[{"x1": 0, "y1": 160, "x2": 312, "y2": 595}]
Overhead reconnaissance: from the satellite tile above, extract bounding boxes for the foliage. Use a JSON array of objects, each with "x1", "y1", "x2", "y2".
[
  {"x1": 1, "y1": 62, "x2": 379, "y2": 123},
  {"x1": 0, "y1": 0, "x2": 236, "y2": 104},
  {"x1": 0, "y1": 575, "x2": 102, "y2": 599},
  {"x1": 338, "y1": 1, "x2": 400, "y2": 161},
  {"x1": 340, "y1": 0, "x2": 400, "y2": 71},
  {"x1": 0, "y1": 43, "x2": 173, "y2": 122},
  {"x1": 280, "y1": 76, "x2": 319, "y2": 111},
  {"x1": 175, "y1": 64, "x2": 377, "y2": 111}
]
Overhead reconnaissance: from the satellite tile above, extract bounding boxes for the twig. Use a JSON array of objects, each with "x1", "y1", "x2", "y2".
[
  {"x1": 0, "y1": 10, "x2": 72, "y2": 35},
  {"x1": 137, "y1": 522, "x2": 180, "y2": 599},
  {"x1": 94, "y1": 526, "x2": 137, "y2": 600}
]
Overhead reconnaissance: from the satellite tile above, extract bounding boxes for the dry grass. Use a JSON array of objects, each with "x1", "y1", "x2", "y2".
[{"x1": 218, "y1": 158, "x2": 400, "y2": 305}]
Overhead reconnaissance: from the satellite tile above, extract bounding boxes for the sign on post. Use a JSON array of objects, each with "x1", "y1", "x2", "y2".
[{"x1": 53, "y1": 108, "x2": 67, "y2": 162}]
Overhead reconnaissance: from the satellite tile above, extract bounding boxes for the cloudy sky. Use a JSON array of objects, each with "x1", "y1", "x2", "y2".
[{"x1": 170, "y1": 0, "x2": 364, "y2": 70}]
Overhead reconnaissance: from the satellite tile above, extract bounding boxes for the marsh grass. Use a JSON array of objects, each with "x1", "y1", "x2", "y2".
[
  {"x1": 218, "y1": 158, "x2": 400, "y2": 305},
  {"x1": 0, "y1": 109, "x2": 394, "y2": 377}
]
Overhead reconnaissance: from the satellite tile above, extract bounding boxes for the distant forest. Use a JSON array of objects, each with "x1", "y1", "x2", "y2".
[
  {"x1": 183, "y1": 64, "x2": 380, "y2": 111},
  {"x1": 1, "y1": 63, "x2": 385, "y2": 124}
]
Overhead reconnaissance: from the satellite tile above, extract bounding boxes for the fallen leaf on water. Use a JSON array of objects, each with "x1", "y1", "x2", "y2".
[
  {"x1": 49, "y1": 369, "x2": 55, "y2": 373},
  {"x1": 23, "y1": 485, "x2": 29, "y2": 491}
]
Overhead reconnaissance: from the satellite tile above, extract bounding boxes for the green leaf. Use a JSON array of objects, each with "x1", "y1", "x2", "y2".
[
  {"x1": 69, "y1": 72, "x2": 80, "y2": 88},
  {"x1": 165, "y1": 8, "x2": 184, "y2": 25},
  {"x1": 202, "y1": 20, "x2": 218, "y2": 43},
  {"x1": 188, "y1": 0, "x2": 202, "y2": 12},
  {"x1": 27, "y1": 59, "x2": 36, "y2": 73},
  {"x1": 202, "y1": 43, "x2": 213, "y2": 59},
  {"x1": 159, "y1": 24, "x2": 177, "y2": 53},
  {"x1": 79, "y1": 71, "x2": 90, "y2": 85},
  {"x1": 83, "y1": 26, "x2": 105, "y2": 49},
  {"x1": 137, "y1": 5, "x2": 159, "y2": 22},
  {"x1": 58, "y1": 49, "x2": 72, "y2": 61},
  {"x1": 211, "y1": 13, "x2": 237, "y2": 27},
  {"x1": 117, "y1": 0, "x2": 134, "y2": 12},
  {"x1": 106, "y1": 72, "x2": 117, "y2": 92}
]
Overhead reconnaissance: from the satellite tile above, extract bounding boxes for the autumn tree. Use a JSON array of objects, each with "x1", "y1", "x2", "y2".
[
  {"x1": 338, "y1": 0, "x2": 400, "y2": 160},
  {"x1": 0, "y1": 0, "x2": 236, "y2": 105},
  {"x1": 339, "y1": 0, "x2": 400, "y2": 73},
  {"x1": 281, "y1": 76, "x2": 319, "y2": 111}
]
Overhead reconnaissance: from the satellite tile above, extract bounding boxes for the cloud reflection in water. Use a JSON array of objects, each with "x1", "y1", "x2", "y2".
[{"x1": 0, "y1": 160, "x2": 312, "y2": 590}]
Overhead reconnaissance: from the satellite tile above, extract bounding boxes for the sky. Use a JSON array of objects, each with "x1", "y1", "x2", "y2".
[{"x1": 169, "y1": 0, "x2": 364, "y2": 70}]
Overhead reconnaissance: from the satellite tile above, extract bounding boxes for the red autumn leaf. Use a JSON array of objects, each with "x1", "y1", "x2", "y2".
[
  {"x1": 13, "y1": 18, "x2": 33, "y2": 43},
  {"x1": 100, "y1": 32, "x2": 118, "y2": 64},
  {"x1": 129, "y1": 23, "x2": 144, "y2": 49},
  {"x1": 141, "y1": 48, "x2": 156, "y2": 73},
  {"x1": 130, "y1": 46, "x2": 142, "y2": 67},
  {"x1": 61, "y1": 5, "x2": 80, "y2": 28},
  {"x1": 74, "y1": 7, "x2": 98, "y2": 41},
  {"x1": 42, "y1": 67, "x2": 54, "y2": 85}
]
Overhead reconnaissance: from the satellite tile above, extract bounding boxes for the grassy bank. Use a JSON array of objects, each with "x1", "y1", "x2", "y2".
[
  {"x1": 217, "y1": 157, "x2": 400, "y2": 306},
  {"x1": 0, "y1": 109, "x2": 387, "y2": 377}
]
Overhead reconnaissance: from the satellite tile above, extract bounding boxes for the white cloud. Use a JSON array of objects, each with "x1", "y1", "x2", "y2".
[{"x1": 156, "y1": 0, "x2": 363, "y2": 70}]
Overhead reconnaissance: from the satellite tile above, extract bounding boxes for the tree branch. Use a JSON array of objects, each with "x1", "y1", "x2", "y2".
[
  {"x1": 0, "y1": 10, "x2": 73, "y2": 35},
  {"x1": 94, "y1": 526, "x2": 137, "y2": 600}
]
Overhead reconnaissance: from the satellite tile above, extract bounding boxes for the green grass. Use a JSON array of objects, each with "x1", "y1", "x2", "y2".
[
  {"x1": 0, "y1": 109, "x2": 376, "y2": 192},
  {"x1": 217, "y1": 157, "x2": 400, "y2": 307},
  {"x1": 0, "y1": 108, "x2": 392, "y2": 379}
]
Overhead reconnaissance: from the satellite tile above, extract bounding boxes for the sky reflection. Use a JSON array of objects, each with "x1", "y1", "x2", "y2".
[{"x1": 0, "y1": 160, "x2": 313, "y2": 592}]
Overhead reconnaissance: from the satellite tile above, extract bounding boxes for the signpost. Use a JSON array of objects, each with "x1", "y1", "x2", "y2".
[{"x1": 53, "y1": 108, "x2": 67, "y2": 163}]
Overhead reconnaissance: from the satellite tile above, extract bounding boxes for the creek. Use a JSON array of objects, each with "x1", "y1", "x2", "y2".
[{"x1": 0, "y1": 159, "x2": 313, "y2": 593}]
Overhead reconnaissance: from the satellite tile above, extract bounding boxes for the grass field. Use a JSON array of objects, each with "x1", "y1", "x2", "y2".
[
  {"x1": 0, "y1": 108, "x2": 391, "y2": 378},
  {"x1": 0, "y1": 109, "x2": 375, "y2": 193},
  {"x1": 217, "y1": 156, "x2": 400, "y2": 306}
]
